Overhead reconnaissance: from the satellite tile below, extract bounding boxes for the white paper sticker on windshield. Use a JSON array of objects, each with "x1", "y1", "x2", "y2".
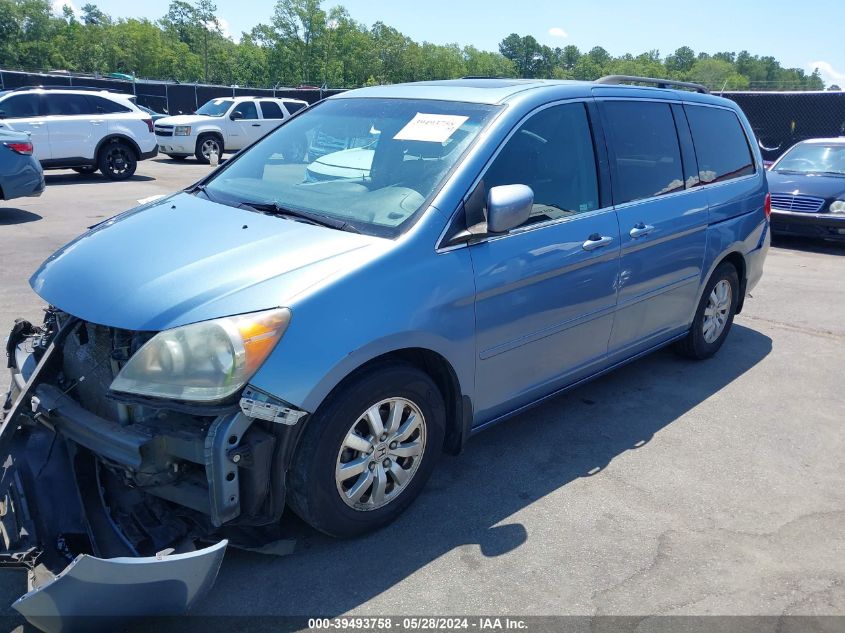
[{"x1": 394, "y1": 113, "x2": 469, "y2": 143}]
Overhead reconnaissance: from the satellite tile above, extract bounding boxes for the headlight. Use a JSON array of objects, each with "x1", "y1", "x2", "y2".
[
  {"x1": 110, "y1": 308, "x2": 291, "y2": 402},
  {"x1": 173, "y1": 125, "x2": 192, "y2": 136},
  {"x1": 830, "y1": 200, "x2": 845, "y2": 214}
]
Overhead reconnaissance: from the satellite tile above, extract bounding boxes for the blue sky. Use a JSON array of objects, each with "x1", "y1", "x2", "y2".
[{"x1": 56, "y1": 0, "x2": 845, "y2": 86}]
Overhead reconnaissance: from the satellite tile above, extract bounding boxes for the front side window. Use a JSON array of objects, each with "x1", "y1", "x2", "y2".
[
  {"x1": 479, "y1": 102, "x2": 600, "y2": 228},
  {"x1": 685, "y1": 105, "x2": 755, "y2": 184},
  {"x1": 773, "y1": 142, "x2": 845, "y2": 176},
  {"x1": 260, "y1": 101, "x2": 284, "y2": 119},
  {"x1": 196, "y1": 99, "x2": 233, "y2": 117},
  {"x1": 233, "y1": 101, "x2": 258, "y2": 120},
  {"x1": 46, "y1": 94, "x2": 96, "y2": 116},
  {"x1": 204, "y1": 98, "x2": 499, "y2": 238},
  {"x1": 603, "y1": 101, "x2": 684, "y2": 204},
  {"x1": 0, "y1": 94, "x2": 42, "y2": 118}
]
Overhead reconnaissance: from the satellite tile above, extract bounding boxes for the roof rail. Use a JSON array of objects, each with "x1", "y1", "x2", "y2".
[
  {"x1": 10, "y1": 85, "x2": 129, "y2": 93},
  {"x1": 595, "y1": 75, "x2": 710, "y2": 94}
]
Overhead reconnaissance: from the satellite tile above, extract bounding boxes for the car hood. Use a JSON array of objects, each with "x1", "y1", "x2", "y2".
[
  {"x1": 766, "y1": 170, "x2": 845, "y2": 199},
  {"x1": 30, "y1": 193, "x2": 388, "y2": 331},
  {"x1": 156, "y1": 114, "x2": 217, "y2": 126}
]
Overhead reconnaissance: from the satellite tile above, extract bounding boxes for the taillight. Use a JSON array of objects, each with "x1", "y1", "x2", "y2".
[
  {"x1": 3, "y1": 141, "x2": 33, "y2": 155},
  {"x1": 764, "y1": 192, "x2": 771, "y2": 219},
  {"x1": 143, "y1": 118, "x2": 154, "y2": 133}
]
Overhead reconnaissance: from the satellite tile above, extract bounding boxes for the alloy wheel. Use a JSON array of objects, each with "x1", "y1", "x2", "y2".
[
  {"x1": 335, "y1": 397, "x2": 427, "y2": 511},
  {"x1": 702, "y1": 279, "x2": 732, "y2": 343}
]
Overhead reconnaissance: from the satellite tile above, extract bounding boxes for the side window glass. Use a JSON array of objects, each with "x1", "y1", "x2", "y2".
[
  {"x1": 233, "y1": 101, "x2": 258, "y2": 120},
  {"x1": 89, "y1": 95, "x2": 131, "y2": 114},
  {"x1": 480, "y1": 102, "x2": 600, "y2": 229},
  {"x1": 46, "y1": 94, "x2": 95, "y2": 116},
  {"x1": 259, "y1": 101, "x2": 284, "y2": 119},
  {"x1": 285, "y1": 101, "x2": 306, "y2": 114},
  {"x1": 603, "y1": 101, "x2": 684, "y2": 203},
  {"x1": 0, "y1": 94, "x2": 41, "y2": 118},
  {"x1": 685, "y1": 105, "x2": 755, "y2": 184}
]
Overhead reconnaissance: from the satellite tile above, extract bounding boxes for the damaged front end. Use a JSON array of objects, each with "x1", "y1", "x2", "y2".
[{"x1": 2, "y1": 309, "x2": 304, "y2": 632}]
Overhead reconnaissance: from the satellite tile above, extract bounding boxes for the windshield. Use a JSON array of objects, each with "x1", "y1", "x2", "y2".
[
  {"x1": 203, "y1": 98, "x2": 499, "y2": 237},
  {"x1": 774, "y1": 143, "x2": 845, "y2": 176},
  {"x1": 196, "y1": 99, "x2": 234, "y2": 117}
]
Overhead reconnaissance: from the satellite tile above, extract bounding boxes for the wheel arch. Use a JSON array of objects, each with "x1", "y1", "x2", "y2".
[
  {"x1": 714, "y1": 251, "x2": 747, "y2": 313},
  {"x1": 196, "y1": 130, "x2": 225, "y2": 151},
  {"x1": 297, "y1": 347, "x2": 471, "y2": 459},
  {"x1": 95, "y1": 134, "x2": 141, "y2": 161}
]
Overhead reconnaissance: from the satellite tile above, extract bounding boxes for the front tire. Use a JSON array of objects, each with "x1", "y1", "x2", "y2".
[
  {"x1": 195, "y1": 134, "x2": 223, "y2": 164},
  {"x1": 676, "y1": 262, "x2": 740, "y2": 359},
  {"x1": 98, "y1": 141, "x2": 137, "y2": 180},
  {"x1": 288, "y1": 363, "x2": 445, "y2": 538}
]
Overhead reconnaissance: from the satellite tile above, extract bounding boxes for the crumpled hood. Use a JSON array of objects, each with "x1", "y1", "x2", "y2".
[
  {"x1": 155, "y1": 114, "x2": 214, "y2": 127},
  {"x1": 30, "y1": 193, "x2": 387, "y2": 331},
  {"x1": 767, "y1": 170, "x2": 845, "y2": 200}
]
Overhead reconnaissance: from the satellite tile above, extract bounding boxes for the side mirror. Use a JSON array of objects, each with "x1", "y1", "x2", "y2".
[
  {"x1": 230, "y1": 110, "x2": 244, "y2": 120},
  {"x1": 486, "y1": 184, "x2": 534, "y2": 233}
]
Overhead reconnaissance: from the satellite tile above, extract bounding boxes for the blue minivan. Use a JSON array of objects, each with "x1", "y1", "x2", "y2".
[{"x1": 2, "y1": 77, "x2": 769, "y2": 624}]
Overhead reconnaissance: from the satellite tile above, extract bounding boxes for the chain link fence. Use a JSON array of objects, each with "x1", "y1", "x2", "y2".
[
  {"x1": 0, "y1": 69, "x2": 345, "y2": 113},
  {"x1": 3, "y1": 69, "x2": 844, "y2": 163},
  {"x1": 718, "y1": 91, "x2": 845, "y2": 162}
]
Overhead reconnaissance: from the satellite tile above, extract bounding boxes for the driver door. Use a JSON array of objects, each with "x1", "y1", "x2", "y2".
[{"x1": 469, "y1": 101, "x2": 621, "y2": 422}]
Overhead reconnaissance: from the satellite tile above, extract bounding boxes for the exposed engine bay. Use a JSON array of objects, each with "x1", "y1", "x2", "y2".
[{"x1": 1, "y1": 308, "x2": 306, "y2": 632}]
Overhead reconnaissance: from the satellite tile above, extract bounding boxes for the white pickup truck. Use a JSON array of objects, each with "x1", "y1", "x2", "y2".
[{"x1": 154, "y1": 96, "x2": 308, "y2": 163}]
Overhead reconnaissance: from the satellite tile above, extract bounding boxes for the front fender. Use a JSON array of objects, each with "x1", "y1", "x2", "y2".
[{"x1": 248, "y1": 236, "x2": 477, "y2": 415}]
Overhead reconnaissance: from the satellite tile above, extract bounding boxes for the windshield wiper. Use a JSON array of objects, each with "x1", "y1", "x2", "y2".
[
  {"x1": 189, "y1": 183, "x2": 219, "y2": 202},
  {"x1": 239, "y1": 201, "x2": 360, "y2": 233}
]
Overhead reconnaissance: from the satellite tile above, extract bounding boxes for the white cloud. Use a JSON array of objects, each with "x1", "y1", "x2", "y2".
[
  {"x1": 548, "y1": 27, "x2": 568, "y2": 38},
  {"x1": 808, "y1": 60, "x2": 845, "y2": 87},
  {"x1": 51, "y1": 0, "x2": 78, "y2": 17}
]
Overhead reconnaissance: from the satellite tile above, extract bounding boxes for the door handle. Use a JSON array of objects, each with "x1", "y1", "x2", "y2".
[
  {"x1": 629, "y1": 223, "x2": 655, "y2": 239},
  {"x1": 251, "y1": 123, "x2": 261, "y2": 127},
  {"x1": 582, "y1": 234, "x2": 614, "y2": 251}
]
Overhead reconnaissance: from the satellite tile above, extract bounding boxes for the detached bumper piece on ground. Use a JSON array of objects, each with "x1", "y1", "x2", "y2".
[{"x1": 1, "y1": 314, "x2": 249, "y2": 633}]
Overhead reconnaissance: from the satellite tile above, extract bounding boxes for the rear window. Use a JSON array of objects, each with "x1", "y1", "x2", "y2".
[
  {"x1": 603, "y1": 101, "x2": 684, "y2": 204},
  {"x1": 684, "y1": 105, "x2": 755, "y2": 185}
]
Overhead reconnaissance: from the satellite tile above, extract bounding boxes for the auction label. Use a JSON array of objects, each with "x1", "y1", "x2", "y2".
[{"x1": 393, "y1": 113, "x2": 469, "y2": 143}]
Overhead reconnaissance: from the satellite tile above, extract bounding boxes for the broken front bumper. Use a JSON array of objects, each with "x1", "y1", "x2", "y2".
[{"x1": 2, "y1": 321, "x2": 227, "y2": 633}]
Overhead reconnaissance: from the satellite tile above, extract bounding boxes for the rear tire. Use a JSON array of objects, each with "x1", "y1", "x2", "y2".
[
  {"x1": 97, "y1": 141, "x2": 137, "y2": 180},
  {"x1": 676, "y1": 262, "x2": 740, "y2": 360},
  {"x1": 195, "y1": 134, "x2": 223, "y2": 164},
  {"x1": 288, "y1": 363, "x2": 445, "y2": 538}
]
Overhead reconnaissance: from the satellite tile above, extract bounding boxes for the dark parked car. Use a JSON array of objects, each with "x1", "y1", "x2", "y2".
[
  {"x1": 0, "y1": 128, "x2": 44, "y2": 201},
  {"x1": 767, "y1": 138, "x2": 845, "y2": 240}
]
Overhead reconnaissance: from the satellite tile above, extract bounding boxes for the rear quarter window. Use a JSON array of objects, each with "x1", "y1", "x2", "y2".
[
  {"x1": 89, "y1": 95, "x2": 132, "y2": 114},
  {"x1": 684, "y1": 105, "x2": 755, "y2": 185},
  {"x1": 284, "y1": 101, "x2": 307, "y2": 115}
]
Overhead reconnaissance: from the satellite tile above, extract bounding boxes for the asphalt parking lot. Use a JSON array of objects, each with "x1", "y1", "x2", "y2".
[{"x1": 1, "y1": 158, "x2": 843, "y2": 630}]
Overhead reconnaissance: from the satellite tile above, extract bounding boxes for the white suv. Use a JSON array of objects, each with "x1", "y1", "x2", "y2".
[
  {"x1": 0, "y1": 87, "x2": 157, "y2": 180},
  {"x1": 154, "y1": 96, "x2": 308, "y2": 163}
]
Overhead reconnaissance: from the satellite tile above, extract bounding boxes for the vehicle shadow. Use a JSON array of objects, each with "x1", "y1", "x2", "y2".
[
  {"x1": 152, "y1": 324, "x2": 770, "y2": 630},
  {"x1": 43, "y1": 174, "x2": 156, "y2": 186},
  {"x1": 0, "y1": 208, "x2": 42, "y2": 225},
  {"x1": 771, "y1": 234, "x2": 845, "y2": 256}
]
